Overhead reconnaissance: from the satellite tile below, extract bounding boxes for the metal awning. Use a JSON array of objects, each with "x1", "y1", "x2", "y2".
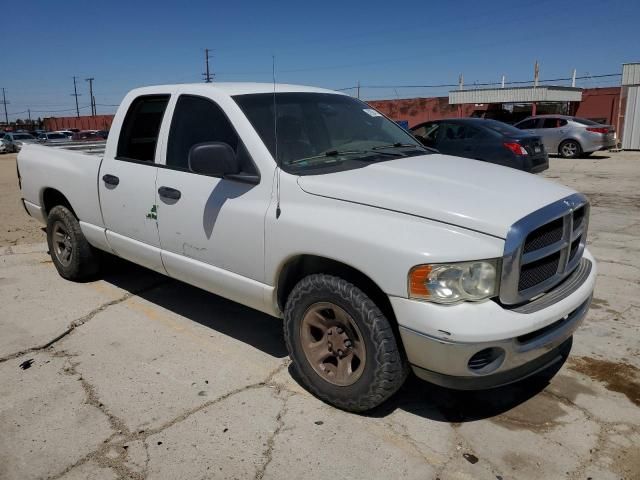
[{"x1": 449, "y1": 86, "x2": 582, "y2": 105}]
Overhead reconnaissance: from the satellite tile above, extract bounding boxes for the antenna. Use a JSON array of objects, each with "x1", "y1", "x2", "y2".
[{"x1": 273, "y1": 55, "x2": 281, "y2": 219}]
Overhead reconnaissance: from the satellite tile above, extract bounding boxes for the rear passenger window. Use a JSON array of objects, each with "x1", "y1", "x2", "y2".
[
  {"x1": 117, "y1": 95, "x2": 169, "y2": 162},
  {"x1": 167, "y1": 95, "x2": 255, "y2": 173}
]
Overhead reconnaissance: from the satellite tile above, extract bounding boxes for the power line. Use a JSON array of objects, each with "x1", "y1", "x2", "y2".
[
  {"x1": 71, "y1": 76, "x2": 82, "y2": 118},
  {"x1": 337, "y1": 73, "x2": 622, "y2": 91},
  {"x1": 85, "y1": 77, "x2": 96, "y2": 116},
  {"x1": 2, "y1": 88, "x2": 8, "y2": 124},
  {"x1": 203, "y1": 49, "x2": 213, "y2": 83}
]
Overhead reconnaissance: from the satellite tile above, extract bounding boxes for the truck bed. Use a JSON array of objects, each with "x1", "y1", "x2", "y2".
[
  {"x1": 39, "y1": 140, "x2": 107, "y2": 156},
  {"x1": 18, "y1": 143, "x2": 105, "y2": 228}
]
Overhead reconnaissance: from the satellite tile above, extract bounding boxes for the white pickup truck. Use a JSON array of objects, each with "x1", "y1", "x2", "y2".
[{"x1": 18, "y1": 83, "x2": 596, "y2": 412}]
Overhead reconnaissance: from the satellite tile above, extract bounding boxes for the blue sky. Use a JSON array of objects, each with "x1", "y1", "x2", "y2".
[{"x1": 2, "y1": 0, "x2": 639, "y2": 121}]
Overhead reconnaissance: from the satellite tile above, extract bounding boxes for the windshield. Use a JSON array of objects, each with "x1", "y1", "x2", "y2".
[{"x1": 233, "y1": 92, "x2": 427, "y2": 174}]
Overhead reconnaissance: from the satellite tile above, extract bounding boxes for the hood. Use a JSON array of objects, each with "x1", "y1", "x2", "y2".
[{"x1": 297, "y1": 154, "x2": 575, "y2": 238}]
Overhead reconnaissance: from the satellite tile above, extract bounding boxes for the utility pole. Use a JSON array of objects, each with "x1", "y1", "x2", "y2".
[
  {"x1": 501, "y1": 74, "x2": 505, "y2": 88},
  {"x1": 85, "y1": 77, "x2": 96, "y2": 116},
  {"x1": 534, "y1": 60, "x2": 540, "y2": 87},
  {"x1": 2, "y1": 88, "x2": 8, "y2": 125},
  {"x1": 571, "y1": 68, "x2": 577, "y2": 88},
  {"x1": 71, "y1": 76, "x2": 81, "y2": 118},
  {"x1": 356, "y1": 81, "x2": 360, "y2": 99},
  {"x1": 28, "y1": 109, "x2": 31, "y2": 123},
  {"x1": 203, "y1": 49, "x2": 213, "y2": 83}
]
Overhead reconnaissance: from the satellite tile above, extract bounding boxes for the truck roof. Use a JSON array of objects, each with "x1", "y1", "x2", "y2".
[{"x1": 128, "y1": 82, "x2": 345, "y2": 97}]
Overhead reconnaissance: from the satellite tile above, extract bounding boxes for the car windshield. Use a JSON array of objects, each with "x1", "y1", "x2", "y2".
[
  {"x1": 480, "y1": 119, "x2": 524, "y2": 136},
  {"x1": 572, "y1": 117, "x2": 603, "y2": 126},
  {"x1": 233, "y1": 92, "x2": 428, "y2": 174}
]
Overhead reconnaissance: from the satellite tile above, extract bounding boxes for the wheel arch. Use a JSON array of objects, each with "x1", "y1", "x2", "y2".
[
  {"x1": 276, "y1": 254, "x2": 398, "y2": 328},
  {"x1": 41, "y1": 188, "x2": 76, "y2": 218},
  {"x1": 558, "y1": 137, "x2": 583, "y2": 154}
]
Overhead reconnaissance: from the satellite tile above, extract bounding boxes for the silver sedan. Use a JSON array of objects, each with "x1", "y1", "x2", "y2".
[{"x1": 514, "y1": 115, "x2": 616, "y2": 158}]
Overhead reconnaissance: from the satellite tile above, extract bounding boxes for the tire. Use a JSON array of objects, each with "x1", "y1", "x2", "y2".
[
  {"x1": 46, "y1": 205, "x2": 100, "y2": 280},
  {"x1": 558, "y1": 139, "x2": 582, "y2": 159},
  {"x1": 284, "y1": 274, "x2": 408, "y2": 412}
]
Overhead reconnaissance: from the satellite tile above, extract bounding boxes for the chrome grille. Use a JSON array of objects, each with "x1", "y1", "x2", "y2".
[
  {"x1": 500, "y1": 193, "x2": 589, "y2": 305},
  {"x1": 518, "y1": 253, "x2": 561, "y2": 291},
  {"x1": 523, "y1": 217, "x2": 564, "y2": 253}
]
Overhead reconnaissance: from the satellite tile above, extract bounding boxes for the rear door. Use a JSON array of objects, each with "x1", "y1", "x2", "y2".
[{"x1": 98, "y1": 94, "x2": 170, "y2": 273}]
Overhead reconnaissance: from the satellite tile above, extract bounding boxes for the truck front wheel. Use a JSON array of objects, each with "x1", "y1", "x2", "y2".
[
  {"x1": 284, "y1": 274, "x2": 408, "y2": 412},
  {"x1": 46, "y1": 205, "x2": 99, "y2": 280}
]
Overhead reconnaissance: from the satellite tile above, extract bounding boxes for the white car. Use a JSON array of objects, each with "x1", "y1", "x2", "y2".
[
  {"x1": 17, "y1": 83, "x2": 596, "y2": 411},
  {"x1": 1, "y1": 132, "x2": 37, "y2": 152}
]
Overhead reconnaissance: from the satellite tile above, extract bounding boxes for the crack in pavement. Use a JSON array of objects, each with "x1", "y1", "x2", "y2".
[
  {"x1": 540, "y1": 387, "x2": 640, "y2": 480},
  {"x1": 49, "y1": 359, "x2": 292, "y2": 480},
  {"x1": 254, "y1": 390, "x2": 292, "y2": 480},
  {"x1": 0, "y1": 279, "x2": 170, "y2": 364}
]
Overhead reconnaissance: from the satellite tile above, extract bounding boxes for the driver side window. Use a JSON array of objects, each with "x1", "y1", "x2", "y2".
[{"x1": 167, "y1": 95, "x2": 256, "y2": 174}]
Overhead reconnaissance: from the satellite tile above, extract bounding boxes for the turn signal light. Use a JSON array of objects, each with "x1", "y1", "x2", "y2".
[
  {"x1": 503, "y1": 142, "x2": 528, "y2": 156},
  {"x1": 408, "y1": 265, "x2": 432, "y2": 298}
]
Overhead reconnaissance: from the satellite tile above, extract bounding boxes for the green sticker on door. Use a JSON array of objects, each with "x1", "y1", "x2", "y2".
[{"x1": 146, "y1": 204, "x2": 157, "y2": 220}]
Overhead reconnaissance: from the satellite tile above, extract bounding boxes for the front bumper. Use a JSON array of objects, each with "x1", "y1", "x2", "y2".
[{"x1": 391, "y1": 251, "x2": 596, "y2": 390}]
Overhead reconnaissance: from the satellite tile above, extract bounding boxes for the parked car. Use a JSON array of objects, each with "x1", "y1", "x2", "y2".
[
  {"x1": 54, "y1": 130, "x2": 75, "y2": 139},
  {"x1": 72, "y1": 130, "x2": 105, "y2": 141},
  {"x1": 0, "y1": 135, "x2": 9, "y2": 153},
  {"x1": 17, "y1": 83, "x2": 596, "y2": 412},
  {"x1": 513, "y1": 115, "x2": 616, "y2": 158},
  {"x1": 37, "y1": 132, "x2": 71, "y2": 144},
  {"x1": 411, "y1": 118, "x2": 548, "y2": 173},
  {"x1": 1, "y1": 132, "x2": 37, "y2": 152}
]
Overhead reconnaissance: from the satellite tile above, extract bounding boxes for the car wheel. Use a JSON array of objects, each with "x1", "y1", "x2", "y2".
[
  {"x1": 559, "y1": 140, "x2": 582, "y2": 159},
  {"x1": 284, "y1": 274, "x2": 408, "y2": 412},
  {"x1": 46, "y1": 205, "x2": 100, "y2": 280}
]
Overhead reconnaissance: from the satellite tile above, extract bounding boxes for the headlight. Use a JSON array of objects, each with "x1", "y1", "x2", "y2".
[{"x1": 408, "y1": 259, "x2": 499, "y2": 304}]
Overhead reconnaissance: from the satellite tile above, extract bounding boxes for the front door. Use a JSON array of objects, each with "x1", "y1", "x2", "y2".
[
  {"x1": 155, "y1": 94, "x2": 268, "y2": 309},
  {"x1": 538, "y1": 117, "x2": 569, "y2": 153},
  {"x1": 99, "y1": 94, "x2": 170, "y2": 273}
]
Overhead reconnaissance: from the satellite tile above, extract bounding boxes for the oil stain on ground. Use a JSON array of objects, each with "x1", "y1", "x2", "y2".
[
  {"x1": 490, "y1": 393, "x2": 569, "y2": 432},
  {"x1": 569, "y1": 356, "x2": 640, "y2": 407}
]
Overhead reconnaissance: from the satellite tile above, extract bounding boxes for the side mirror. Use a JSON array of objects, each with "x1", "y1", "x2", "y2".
[{"x1": 188, "y1": 142, "x2": 239, "y2": 177}]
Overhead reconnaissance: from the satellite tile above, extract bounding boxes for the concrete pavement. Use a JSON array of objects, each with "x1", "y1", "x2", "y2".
[{"x1": 0, "y1": 152, "x2": 638, "y2": 479}]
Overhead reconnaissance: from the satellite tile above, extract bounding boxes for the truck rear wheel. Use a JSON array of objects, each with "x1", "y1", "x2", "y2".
[
  {"x1": 284, "y1": 274, "x2": 408, "y2": 412},
  {"x1": 46, "y1": 205, "x2": 99, "y2": 280}
]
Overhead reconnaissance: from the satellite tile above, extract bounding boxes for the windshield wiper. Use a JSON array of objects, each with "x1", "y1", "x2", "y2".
[
  {"x1": 371, "y1": 142, "x2": 426, "y2": 151},
  {"x1": 288, "y1": 149, "x2": 403, "y2": 166}
]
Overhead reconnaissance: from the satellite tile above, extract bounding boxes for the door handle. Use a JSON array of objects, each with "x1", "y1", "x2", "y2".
[
  {"x1": 102, "y1": 174, "x2": 119, "y2": 186},
  {"x1": 158, "y1": 186, "x2": 181, "y2": 200}
]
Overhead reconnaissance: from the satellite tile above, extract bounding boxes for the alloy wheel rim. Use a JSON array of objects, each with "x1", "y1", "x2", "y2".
[
  {"x1": 299, "y1": 302, "x2": 367, "y2": 386},
  {"x1": 563, "y1": 142, "x2": 577, "y2": 156},
  {"x1": 52, "y1": 221, "x2": 73, "y2": 267}
]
